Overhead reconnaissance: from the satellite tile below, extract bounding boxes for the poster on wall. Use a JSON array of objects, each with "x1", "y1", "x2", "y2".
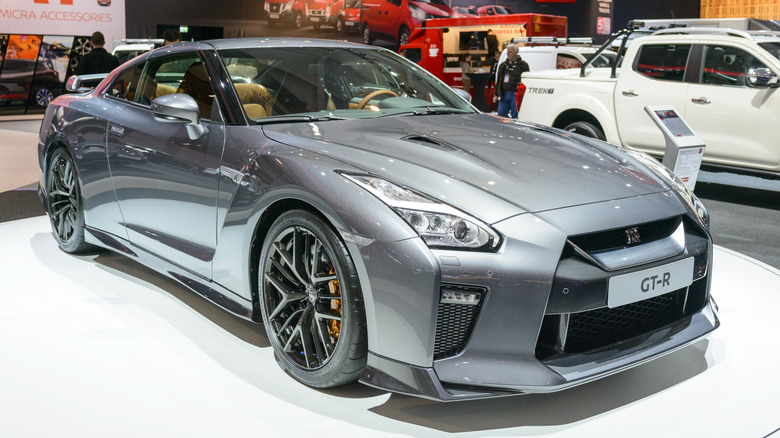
[{"x1": 0, "y1": 0, "x2": 125, "y2": 51}]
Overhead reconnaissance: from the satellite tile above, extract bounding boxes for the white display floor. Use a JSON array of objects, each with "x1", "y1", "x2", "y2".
[{"x1": 1, "y1": 216, "x2": 779, "y2": 438}]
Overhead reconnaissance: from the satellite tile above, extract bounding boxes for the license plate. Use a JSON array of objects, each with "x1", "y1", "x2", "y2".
[
  {"x1": 311, "y1": 17, "x2": 320, "y2": 21},
  {"x1": 345, "y1": 21, "x2": 356, "y2": 26},
  {"x1": 270, "y1": 13, "x2": 279, "y2": 18},
  {"x1": 607, "y1": 258, "x2": 693, "y2": 308}
]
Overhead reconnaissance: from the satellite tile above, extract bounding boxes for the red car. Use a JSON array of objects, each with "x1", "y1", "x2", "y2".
[
  {"x1": 361, "y1": 0, "x2": 452, "y2": 45},
  {"x1": 476, "y1": 5, "x2": 513, "y2": 15},
  {"x1": 340, "y1": 0, "x2": 361, "y2": 32}
]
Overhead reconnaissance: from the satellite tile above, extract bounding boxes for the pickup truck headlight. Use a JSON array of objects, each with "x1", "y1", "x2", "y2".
[
  {"x1": 343, "y1": 174, "x2": 500, "y2": 250},
  {"x1": 625, "y1": 150, "x2": 709, "y2": 229}
]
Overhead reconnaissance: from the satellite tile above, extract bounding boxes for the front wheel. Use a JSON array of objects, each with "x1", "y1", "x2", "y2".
[
  {"x1": 35, "y1": 88, "x2": 55, "y2": 106},
  {"x1": 398, "y1": 27, "x2": 410, "y2": 46},
  {"x1": 292, "y1": 11, "x2": 304, "y2": 28},
  {"x1": 46, "y1": 148, "x2": 93, "y2": 253},
  {"x1": 335, "y1": 17, "x2": 344, "y2": 33},
  {"x1": 259, "y1": 210, "x2": 367, "y2": 388},
  {"x1": 362, "y1": 24, "x2": 374, "y2": 45},
  {"x1": 563, "y1": 121, "x2": 605, "y2": 141}
]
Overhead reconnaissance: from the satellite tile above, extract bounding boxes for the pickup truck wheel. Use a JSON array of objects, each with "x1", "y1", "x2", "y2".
[
  {"x1": 362, "y1": 24, "x2": 374, "y2": 45},
  {"x1": 564, "y1": 121, "x2": 605, "y2": 141}
]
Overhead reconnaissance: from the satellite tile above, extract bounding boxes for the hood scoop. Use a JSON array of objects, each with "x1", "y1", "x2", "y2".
[{"x1": 401, "y1": 134, "x2": 456, "y2": 151}]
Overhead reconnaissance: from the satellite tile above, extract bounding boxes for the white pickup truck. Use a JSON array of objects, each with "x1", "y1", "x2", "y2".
[{"x1": 517, "y1": 28, "x2": 780, "y2": 176}]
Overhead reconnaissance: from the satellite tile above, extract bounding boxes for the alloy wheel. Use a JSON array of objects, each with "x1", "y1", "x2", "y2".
[
  {"x1": 47, "y1": 154, "x2": 79, "y2": 244},
  {"x1": 263, "y1": 225, "x2": 344, "y2": 370}
]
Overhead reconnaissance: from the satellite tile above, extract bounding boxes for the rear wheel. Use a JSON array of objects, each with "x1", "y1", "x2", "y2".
[
  {"x1": 35, "y1": 88, "x2": 54, "y2": 106},
  {"x1": 293, "y1": 11, "x2": 304, "y2": 28},
  {"x1": 362, "y1": 24, "x2": 374, "y2": 45},
  {"x1": 46, "y1": 148, "x2": 93, "y2": 253},
  {"x1": 398, "y1": 27, "x2": 410, "y2": 46},
  {"x1": 259, "y1": 210, "x2": 367, "y2": 388},
  {"x1": 335, "y1": 17, "x2": 344, "y2": 33},
  {"x1": 563, "y1": 121, "x2": 605, "y2": 141}
]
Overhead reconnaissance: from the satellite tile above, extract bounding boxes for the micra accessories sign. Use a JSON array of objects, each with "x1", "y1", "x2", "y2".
[{"x1": 0, "y1": 0, "x2": 125, "y2": 49}]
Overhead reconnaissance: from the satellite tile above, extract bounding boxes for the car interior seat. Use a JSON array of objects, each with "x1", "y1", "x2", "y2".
[{"x1": 176, "y1": 62, "x2": 214, "y2": 118}]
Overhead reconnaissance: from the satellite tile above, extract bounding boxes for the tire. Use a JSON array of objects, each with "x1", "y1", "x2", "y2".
[
  {"x1": 362, "y1": 24, "x2": 374, "y2": 45},
  {"x1": 259, "y1": 210, "x2": 367, "y2": 388},
  {"x1": 398, "y1": 27, "x2": 410, "y2": 46},
  {"x1": 73, "y1": 37, "x2": 93, "y2": 56},
  {"x1": 293, "y1": 12, "x2": 304, "y2": 28},
  {"x1": 335, "y1": 17, "x2": 344, "y2": 33},
  {"x1": 35, "y1": 88, "x2": 55, "y2": 106},
  {"x1": 45, "y1": 148, "x2": 94, "y2": 253},
  {"x1": 563, "y1": 121, "x2": 606, "y2": 141}
]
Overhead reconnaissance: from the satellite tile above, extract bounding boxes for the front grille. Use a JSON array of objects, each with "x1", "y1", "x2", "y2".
[
  {"x1": 569, "y1": 216, "x2": 681, "y2": 253},
  {"x1": 433, "y1": 284, "x2": 485, "y2": 360},
  {"x1": 564, "y1": 289, "x2": 685, "y2": 353},
  {"x1": 269, "y1": 4, "x2": 280, "y2": 12}
]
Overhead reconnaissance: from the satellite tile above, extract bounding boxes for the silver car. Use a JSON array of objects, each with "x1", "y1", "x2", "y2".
[{"x1": 38, "y1": 38, "x2": 717, "y2": 401}]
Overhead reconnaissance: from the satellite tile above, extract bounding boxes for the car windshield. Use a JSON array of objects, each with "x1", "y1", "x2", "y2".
[
  {"x1": 219, "y1": 46, "x2": 475, "y2": 123},
  {"x1": 758, "y1": 42, "x2": 780, "y2": 61}
]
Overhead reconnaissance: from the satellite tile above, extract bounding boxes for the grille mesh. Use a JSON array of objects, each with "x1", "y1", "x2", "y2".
[
  {"x1": 563, "y1": 289, "x2": 685, "y2": 353},
  {"x1": 433, "y1": 284, "x2": 484, "y2": 360},
  {"x1": 569, "y1": 216, "x2": 681, "y2": 253}
]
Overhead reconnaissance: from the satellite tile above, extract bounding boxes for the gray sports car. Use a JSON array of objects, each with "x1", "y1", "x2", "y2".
[{"x1": 38, "y1": 38, "x2": 718, "y2": 401}]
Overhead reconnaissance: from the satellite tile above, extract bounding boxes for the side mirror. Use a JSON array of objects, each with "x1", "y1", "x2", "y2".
[
  {"x1": 65, "y1": 73, "x2": 108, "y2": 92},
  {"x1": 151, "y1": 94, "x2": 207, "y2": 140},
  {"x1": 452, "y1": 87, "x2": 472, "y2": 103},
  {"x1": 746, "y1": 67, "x2": 779, "y2": 88}
]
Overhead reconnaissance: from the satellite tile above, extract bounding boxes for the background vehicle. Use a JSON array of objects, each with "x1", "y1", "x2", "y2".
[
  {"x1": 496, "y1": 37, "x2": 616, "y2": 72},
  {"x1": 112, "y1": 39, "x2": 163, "y2": 64},
  {"x1": 265, "y1": 0, "x2": 306, "y2": 28},
  {"x1": 306, "y1": 0, "x2": 342, "y2": 30},
  {"x1": 341, "y1": 0, "x2": 361, "y2": 32},
  {"x1": 451, "y1": 6, "x2": 478, "y2": 17},
  {"x1": 476, "y1": 5, "x2": 513, "y2": 16},
  {"x1": 518, "y1": 27, "x2": 780, "y2": 176},
  {"x1": 361, "y1": 0, "x2": 452, "y2": 46},
  {"x1": 38, "y1": 38, "x2": 717, "y2": 401},
  {"x1": 0, "y1": 59, "x2": 61, "y2": 107}
]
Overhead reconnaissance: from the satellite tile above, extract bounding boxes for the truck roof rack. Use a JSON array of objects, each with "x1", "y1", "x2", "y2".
[
  {"x1": 510, "y1": 36, "x2": 594, "y2": 47},
  {"x1": 651, "y1": 27, "x2": 754, "y2": 39}
]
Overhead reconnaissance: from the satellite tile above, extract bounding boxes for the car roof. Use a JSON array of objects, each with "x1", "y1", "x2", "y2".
[{"x1": 194, "y1": 37, "x2": 381, "y2": 51}]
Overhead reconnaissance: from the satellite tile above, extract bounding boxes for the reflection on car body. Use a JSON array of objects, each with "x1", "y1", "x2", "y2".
[{"x1": 38, "y1": 38, "x2": 717, "y2": 401}]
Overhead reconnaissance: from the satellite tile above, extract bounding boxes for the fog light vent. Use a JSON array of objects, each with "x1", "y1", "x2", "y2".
[{"x1": 434, "y1": 284, "x2": 486, "y2": 360}]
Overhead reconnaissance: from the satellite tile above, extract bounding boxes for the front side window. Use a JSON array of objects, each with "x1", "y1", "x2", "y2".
[
  {"x1": 108, "y1": 62, "x2": 143, "y2": 101},
  {"x1": 135, "y1": 54, "x2": 216, "y2": 119},
  {"x1": 701, "y1": 44, "x2": 770, "y2": 87},
  {"x1": 634, "y1": 44, "x2": 691, "y2": 82},
  {"x1": 218, "y1": 46, "x2": 475, "y2": 122}
]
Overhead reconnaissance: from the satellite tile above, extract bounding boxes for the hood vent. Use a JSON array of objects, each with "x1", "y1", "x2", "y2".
[{"x1": 402, "y1": 134, "x2": 456, "y2": 151}]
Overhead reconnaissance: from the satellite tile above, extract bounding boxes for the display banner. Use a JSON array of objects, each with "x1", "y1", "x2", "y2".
[{"x1": 0, "y1": 0, "x2": 125, "y2": 50}]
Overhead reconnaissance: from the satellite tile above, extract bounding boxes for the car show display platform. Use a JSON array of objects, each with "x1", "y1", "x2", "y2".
[{"x1": 1, "y1": 215, "x2": 778, "y2": 438}]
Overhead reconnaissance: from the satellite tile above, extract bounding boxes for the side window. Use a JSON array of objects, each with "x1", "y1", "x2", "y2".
[
  {"x1": 701, "y1": 45, "x2": 769, "y2": 87},
  {"x1": 388, "y1": 0, "x2": 401, "y2": 6},
  {"x1": 136, "y1": 54, "x2": 216, "y2": 119},
  {"x1": 556, "y1": 54, "x2": 582, "y2": 69},
  {"x1": 634, "y1": 44, "x2": 691, "y2": 82},
  {"x1": 108, "y1": 63, "x2": 143, "y2": 101}
]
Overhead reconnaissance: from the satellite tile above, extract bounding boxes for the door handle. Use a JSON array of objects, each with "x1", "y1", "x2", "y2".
[
  {"x1": 109, "y1": 124, "x2": 124, "y2": 136},
  {"x1": 621, "y1": 90, "x2": 639, "y2": 97},
  {"x1": 691, "y1": 97, "x2": 712, "y2": 105}
]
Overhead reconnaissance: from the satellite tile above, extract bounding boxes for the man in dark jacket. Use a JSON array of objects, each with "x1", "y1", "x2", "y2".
[
  {"x1": 493, "y1": 44, "x2": 529, "y2": 118},
  {"x1": 76, "y1": 31, "x2": 119, "y2": 75}
]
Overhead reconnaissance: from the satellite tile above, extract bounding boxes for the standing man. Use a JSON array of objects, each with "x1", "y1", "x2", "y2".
[
  {"x1": 485, "y1": 29, "x2": 499, "y2": 58},
  {"x1": 76, "y1": 31, "x2": 119, "y2": 75},
  {"x1": 461, "y1": 53, "x2": 473, "y2": 94},
  {"x1": 162, "y1": 28, "x2": 182, "y2": 46},
  {"x1": 493, "y1": 44, "x2": 529, "y2": 118}
]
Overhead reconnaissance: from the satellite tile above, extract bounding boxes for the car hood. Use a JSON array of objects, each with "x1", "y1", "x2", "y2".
[{"x1": 261, "y1": 114, "x2": 672, "y2": 223}]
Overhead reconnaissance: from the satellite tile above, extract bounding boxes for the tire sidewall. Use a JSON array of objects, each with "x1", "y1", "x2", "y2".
[
  {"x1": 47, "y1": 147, "x2": 89, "y2": 253},
  {"x1": 259, "y1": 210, "x2": 364, "y2": 387}
]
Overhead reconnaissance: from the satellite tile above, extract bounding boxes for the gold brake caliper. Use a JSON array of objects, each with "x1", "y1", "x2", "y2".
[{"x1": 327, "y1": 268, "x2": 342, "y2": 341}]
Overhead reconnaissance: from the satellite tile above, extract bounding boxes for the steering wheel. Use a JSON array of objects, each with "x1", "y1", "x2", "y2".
[{"x1": 356, "y1": 89, "x2": 399, "y2": 109}]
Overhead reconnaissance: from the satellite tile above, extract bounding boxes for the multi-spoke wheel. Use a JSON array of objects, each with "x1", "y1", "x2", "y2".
[
  {"x1": 46, "y1": 148, "x2": 92, "y2": 253},
  {"x1": 260, "y1": 210, "x2": 367, "y2": 388},
  {"x1": 35, "y1": 88, "x2": 54, "y2": 106}
]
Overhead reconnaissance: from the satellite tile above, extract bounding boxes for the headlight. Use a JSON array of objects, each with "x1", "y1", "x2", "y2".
[
  {"x1": 281, "y1": 0, "x2": 294, "y2": 11},
  {"x1": 624, "y1": 150, "x2": 709, "y2": 229},
  {"x1": 409, "y1": 4, "x2": 428, "y2": 21},
  {"x1": 343, "y1": 174, "x2": 500, "y2": 250}
]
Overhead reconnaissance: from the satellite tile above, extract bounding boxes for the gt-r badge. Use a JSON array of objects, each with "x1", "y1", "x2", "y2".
[{"x1": 626, "y1": 227, "x2": 641, "y2": 245}]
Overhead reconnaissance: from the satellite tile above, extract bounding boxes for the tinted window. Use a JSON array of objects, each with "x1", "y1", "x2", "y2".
[
  {"x1": 136, "y1": 54, "x2": 215, "y2": 119},
  {"x1": 108, "y1": 63, "x2": 143, "y2": 101},
  {"x1": 634, "y1": 44, "x2": 691, "y2": 82},
  {"x1": 701, "y1": 45, "x2": 770, "y2": 87},
  {"x1": 758, "y1": 42, "x2": 780, "y2": 61}
]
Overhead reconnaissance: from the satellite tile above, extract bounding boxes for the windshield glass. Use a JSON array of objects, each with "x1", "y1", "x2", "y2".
[
  {"x1": 758, "y1": 42, "x2": 780, "y2": 61},
  {"x1": 218, "y1": 46, "x2": 474, "y2": 122}
]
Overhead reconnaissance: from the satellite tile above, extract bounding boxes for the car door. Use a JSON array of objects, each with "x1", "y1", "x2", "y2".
[
  {"x1": 105, "y1": 51, "x2": 226, "y2": 278},
  {"x1": 614, "y1": 42, "x2": 692, "y2": 155},
  {"x1": 684, "y1": 43, "x2": 780, "y2": 171}
]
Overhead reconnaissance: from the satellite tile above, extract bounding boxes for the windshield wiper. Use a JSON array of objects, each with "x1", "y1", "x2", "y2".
[
  {"x1": 378, "y1": 107, "x2": 474, "y2": 118},
  {"x1": 255, "y1": 114, "x2": 347, "y2": 125}
]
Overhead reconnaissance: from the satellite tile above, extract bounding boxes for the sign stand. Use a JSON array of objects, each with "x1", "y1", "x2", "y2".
[{"x1": 644, "y1": 106, "x2": 706, "y2": 191}]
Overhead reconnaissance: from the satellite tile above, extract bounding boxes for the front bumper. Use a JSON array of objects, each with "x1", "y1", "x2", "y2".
[{"x1": 354, "y1": 192, "x2": 717, "y2": 400}]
